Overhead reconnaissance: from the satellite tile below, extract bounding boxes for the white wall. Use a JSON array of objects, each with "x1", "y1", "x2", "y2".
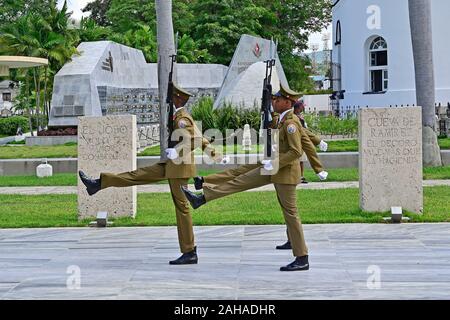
[
  {"x1": 332, "y1": 0, "x2": 450, "y2": 113},
  {"x1": 303, "y1": 94, "x2": 331, "y2": 113}
]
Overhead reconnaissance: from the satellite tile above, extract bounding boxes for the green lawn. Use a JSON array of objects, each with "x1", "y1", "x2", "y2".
[
  {"x1": 137, "y1": 140, "x2": 359, "y2": 155},
  {"x1": 0, "y1": 186, "x2": 448, "y2": 228},
  {"x1": 0, "y1": 166, "x2": 449, "y2": 187},
  {"x1": 1, "y1": 138, "x2": 449, "y2": 159},
  {"x1": 439, "y1": 137, "x2": 450, "y2": 149}
]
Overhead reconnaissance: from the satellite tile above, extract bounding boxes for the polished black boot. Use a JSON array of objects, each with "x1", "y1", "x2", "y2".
[
  {"x1": 276, "y1": 241, "x2": 292, "y2": 250},
  {"x1": 280, "y1": 255, "x2": 309, "y2": 271},
  {"x1": 169, "y1": 247, "x2": 198, "y2": 265},
  {"x1": 193, "y1": 176, "x2": 204, "y2": 190},
  {"x1": 181, "y1": 186, "x2": 206, "y2": 209},
  {"x1": 78, "y1": 170, "x2": 102, "y2": 196}
]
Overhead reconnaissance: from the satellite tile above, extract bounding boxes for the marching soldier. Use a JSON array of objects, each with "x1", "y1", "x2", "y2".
[
  {"x1": 193, "y1": 85, "x2": 329, "y2": 251},
  {"x1": 182, "y1": 85, "x2": 312, "y2": 272},
  {"x1": 79, "y1": 84, "x2": 222, "y2": 265}
]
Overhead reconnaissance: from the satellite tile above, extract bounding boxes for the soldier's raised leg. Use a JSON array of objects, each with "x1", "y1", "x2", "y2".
[
  {"x1": 195, "y1": 163, "x2": 261, "y2": 190},
  {"x1": 79, "y1": 163, "x2": 166, "y2": 195}
]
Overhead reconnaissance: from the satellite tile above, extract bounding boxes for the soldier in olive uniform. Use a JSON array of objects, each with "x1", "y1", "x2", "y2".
[
  {"x1": 79, "y1": 84, "x2": 222, "y2": 265},
  {"x1": 193, "y1": 85, "x2": 328, "y2": 251},
  {"x1": 182, "y1": 86, "x2": 311, "y2": 272},
  {"x1": 194, "y1": 86, "x2": 328, "y2": 190}
]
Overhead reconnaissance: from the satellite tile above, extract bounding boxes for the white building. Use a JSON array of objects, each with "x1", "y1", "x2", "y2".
[
  {"x1": 331, "y1": 0, "x2": 450, "y2": 117},
  {"x1": 0, "y1": 80, "x2": 18, "y2": 115}
]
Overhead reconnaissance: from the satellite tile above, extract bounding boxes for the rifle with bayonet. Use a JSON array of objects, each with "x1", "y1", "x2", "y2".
[{"x1": 261, "y1": 39, "x2": 276, "y2": 158}]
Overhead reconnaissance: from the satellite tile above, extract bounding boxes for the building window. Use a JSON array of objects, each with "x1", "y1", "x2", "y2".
[
  {"x1": 2, "y1": 92, "x2": 11, "y2": 102},
  {"x1": 368, "y1": 36, "x2": 388, "y2": 92},
  {"x1": 335, "y1": 20, "x2": 342, "y2": 45}
]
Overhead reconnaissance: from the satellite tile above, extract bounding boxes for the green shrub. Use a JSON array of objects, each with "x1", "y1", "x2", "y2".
[
  {"x1": 304, "y1": 113, "x2": 358, "y2": 137},
  {"x1": 0, "y1": 116, "x2": 29, "y2": 136},
  {"x1": 191, "y1": 97, "x2": 216, "y2": 131},
  {"x1": 191, "y1": 98, "x2": 261, "y2": 135}
]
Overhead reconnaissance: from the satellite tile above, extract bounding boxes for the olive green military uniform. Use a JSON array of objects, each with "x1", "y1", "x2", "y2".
[
  {"x1": 204, "y1": 113, "x2": 324, "y2": 185},
  {"x1": 100, "y1": 108, "x2": 218, "y2": 254},
  {"x1": 202, "y1": 110, "x2": 308, "y2": 257}
]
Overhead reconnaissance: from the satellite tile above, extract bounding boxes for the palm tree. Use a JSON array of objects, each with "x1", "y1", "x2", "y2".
[
  {"x1": 0, "y1": 1, "x2": 78, "y2": 129},
  {"x1": 155, "y1": 0, "x2": 176, "y2": 159},
  {"x1": 408, "y1": 0, "x2": 442, "y2": 166}
]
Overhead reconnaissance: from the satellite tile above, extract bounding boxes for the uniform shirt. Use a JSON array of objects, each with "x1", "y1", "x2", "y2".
[
  {"x1": 270, "y1": 109, "x2": 303, "y2": 185},
  {"x1": 165, "y1": 108, "x2": 219, "y2": 179}
]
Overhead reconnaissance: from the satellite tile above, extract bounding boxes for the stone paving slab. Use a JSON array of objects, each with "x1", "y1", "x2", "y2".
[
  {"x1": 0, "y1": 224, "x2": 450, "y2": 300},
  {"x1": 0, "y1": 180, "x2": 449, "y2": 195}
]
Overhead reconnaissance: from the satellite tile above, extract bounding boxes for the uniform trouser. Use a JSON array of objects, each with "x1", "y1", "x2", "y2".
[
  {"x1": 203, "y1": 163, "x2": 261, "y2": 185},
  {"x1": 100, "y1": 164, "x2": 194, "y2": 254},
  {"x1": 203, "y1": 167, "x2": 308, "y2": 257}
]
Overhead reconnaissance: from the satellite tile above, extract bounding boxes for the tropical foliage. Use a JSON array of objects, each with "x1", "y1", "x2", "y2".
[{"x1": 0, "y1": 0, "x2": 332, "y2": 134}]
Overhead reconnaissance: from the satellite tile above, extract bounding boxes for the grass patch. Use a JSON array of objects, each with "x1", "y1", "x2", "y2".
[
  {"x1": 0, "y1": 144, "x2": 77, "y2": 159},
  {"x1": 439, "y1": 137, "x2": 450, "y2": 149},
  {"x1": 6, "y1": 140, "x2": 25, "y2": 145},
  {"x1": 0, "y1": 138, "x2": 448, "y2": 159},
  {"x1": 138, "y1": 140, "x2": 359, "y2": 155},
  {"x1": 1, "y1": 166, "x2": 449, "y2": 187},
  {"x1": 0, "y1": 187, "x2": 448, "y2": 228}
]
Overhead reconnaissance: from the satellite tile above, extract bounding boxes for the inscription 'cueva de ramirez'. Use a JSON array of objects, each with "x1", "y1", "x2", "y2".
[{"x1": 367, "y1": 116, "x2": 416, "y2": 128}]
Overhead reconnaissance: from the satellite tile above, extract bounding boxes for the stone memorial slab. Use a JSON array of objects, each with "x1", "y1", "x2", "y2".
[
  {"x1": 359, "y1": 107, "x2": 423, "y2": 213},
  {"x1": 78, "y1": 115, "x2": 137, "y2": 219}
]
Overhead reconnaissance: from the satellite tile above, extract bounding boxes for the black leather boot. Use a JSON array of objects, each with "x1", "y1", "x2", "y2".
[
  {"x1": 169, "y1": 247, "x2": 198, "y2": 265},
  {"x1": 193, "y1": 176, "x2": 204, "y2": 190},
  {"x1": 276, "y1": 241, "x2": 292, "y2": 250},
  {"x1": 78, "y1": 170, "x2": 102, "y2": 196},
  {"x1": 181, "y1": 186, "x2": 206, "y2": 209},
  {"x1": 280, "y1": 255, "x2": 309, "y2": 271}
]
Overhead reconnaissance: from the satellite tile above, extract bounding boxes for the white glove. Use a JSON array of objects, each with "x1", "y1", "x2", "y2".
[
  {"x1": 165, "y1": 148, "x2": 178, "y2": 160},
  {"x1": 218, "y1": 155, "x2": 231, "y2": 164},
  {"x1": 317, "y1": 171, "x2": 328, "y2": 181},
  {"x1": 261, "y1": 160, "x2": 273, "y2": 171},
  {"x1": 319, "y1": 140, "x2": 328, "y2": 152}
]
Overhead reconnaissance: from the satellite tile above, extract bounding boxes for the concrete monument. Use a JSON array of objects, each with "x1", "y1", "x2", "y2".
[
  {"x1": 359, "y1": 107, "x2": 423, "y2": 213},
  {"x1": 78, "y1": 115, "x2": 137, "y2": 219},
  {"x1": 214, "y1": 34, "x2": 288, "y2": 109}
]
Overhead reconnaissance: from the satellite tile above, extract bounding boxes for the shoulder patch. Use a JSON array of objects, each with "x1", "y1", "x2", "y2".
[
  {"x1": 287, "y1": 124, "x2": 297, "y2": 134},
  {"x1": 178, "y1": 119, "x2": 187, "y2": 128}
]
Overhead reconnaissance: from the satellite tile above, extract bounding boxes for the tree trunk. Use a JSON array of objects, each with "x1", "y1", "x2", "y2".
[
  {"x1": 33, "y1": 67, "x2": 41, "y2": 133},
  {"x1": 26, "y1": 76, "x2": 34, "y2": 137},
  {"x1": 408, "y1": 0, "x2": 442, "y2": 167},
  {"x1": 43, "y1": 65, "x2": 49, "y2": 124},
  {"x1": 155, "y1": 0, "x2": 176, "y2": 160}
]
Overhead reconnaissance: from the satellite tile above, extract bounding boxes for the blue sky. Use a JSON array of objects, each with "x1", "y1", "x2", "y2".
[{"x1": 58, "y1": 0, "x2": 332, "y2": 53}]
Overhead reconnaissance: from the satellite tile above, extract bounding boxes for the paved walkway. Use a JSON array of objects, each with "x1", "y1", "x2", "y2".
[
  {"x1": 0, "y1": 224, "x2": 449, "y2": 300},
  {"x1": 0, "y1": 180, "x2": 449, "y2": 195}
]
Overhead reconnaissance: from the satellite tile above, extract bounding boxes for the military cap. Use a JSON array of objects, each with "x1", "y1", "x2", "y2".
[
  {"x1": 273, "y1": 83, "x2": 302, "y2": 102},
  {"x1": 173, "y1": 83, "x2": 193, "y2": 98}
]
